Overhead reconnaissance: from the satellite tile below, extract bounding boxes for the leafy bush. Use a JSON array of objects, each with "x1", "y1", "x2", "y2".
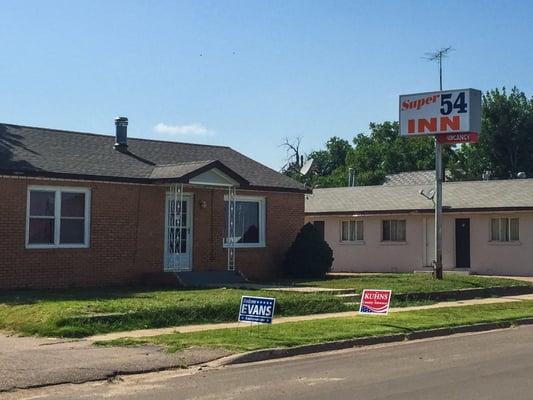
[{"x1": 283, "y1": 222, "x2": 334, "y2": 278}]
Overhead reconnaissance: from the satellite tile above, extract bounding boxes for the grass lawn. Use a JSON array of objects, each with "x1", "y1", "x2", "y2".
[
  {"x1": 289, "y1": 273, "x2": 529, "y2": 292},
  {"x1": 0, "y1": 274, "x2": 527, "y2": 338},
  {"x1": 0, "y1": 287, "x2": 349, "y2": 338},
  {"x1": 100, "y1": 300, "x2": 533, "y2": 353}
]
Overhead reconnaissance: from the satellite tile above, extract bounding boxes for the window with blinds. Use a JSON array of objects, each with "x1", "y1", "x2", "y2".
[
  {"x1": 340, "y1": 220, "x2": 364, "y2": 242},
  {"x1": 491, "y1": 218, "x2": 519, "y2": 242},
  {"x1": 382, "y1": 219, "x2": 406, "y2": 242}
]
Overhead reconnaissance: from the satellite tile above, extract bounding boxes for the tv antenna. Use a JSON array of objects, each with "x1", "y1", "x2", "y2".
[{"x1": 423, "y1": 46, "x2": 454, "y2": 92}]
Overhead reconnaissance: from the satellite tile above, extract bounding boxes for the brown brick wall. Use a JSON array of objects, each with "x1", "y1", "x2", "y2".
[{"x1": 0, "y1": 176, "x2": 304, "y2": 288}]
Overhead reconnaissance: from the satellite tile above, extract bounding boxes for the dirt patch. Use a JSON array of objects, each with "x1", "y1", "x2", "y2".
[{"x1": 0, "y1": 334, "x2": 230, "y2": 392}]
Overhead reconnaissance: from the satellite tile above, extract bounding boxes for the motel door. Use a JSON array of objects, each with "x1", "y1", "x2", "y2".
[
  {"x1": 455, "y1": 218, "x2": 471, "y2": 268},
  {"x1": 164, "y1": 194, "x2": 193, "y2": 272}
]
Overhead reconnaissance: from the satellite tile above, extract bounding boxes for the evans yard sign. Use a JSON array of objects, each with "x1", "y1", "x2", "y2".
[
  {"x1": 239, "y1": 296, "x2": 276, "y2": 324},
  {"x1": 359, "y1": 289, "x2": 392, "y2": 315},
  {"x1": 399, "y1": 88, "x2": 481, "y2": 140}
]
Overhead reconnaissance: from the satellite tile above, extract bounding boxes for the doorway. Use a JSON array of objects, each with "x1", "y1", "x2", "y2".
[
  {"x1": 455, "y1": 218, "x2": 471, "y2": 268},
  {"x1": 164, "y1": 193, "x2": 193, "y2": 271}
]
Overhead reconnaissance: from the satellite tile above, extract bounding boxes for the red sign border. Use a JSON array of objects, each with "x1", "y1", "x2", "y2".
[{"x1": 359, "y1": 289, "x2": 392, "y2": 315}]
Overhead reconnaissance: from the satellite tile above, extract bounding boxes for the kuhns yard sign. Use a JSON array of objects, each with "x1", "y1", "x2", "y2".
[
  {"x1": 359, "y1": 289, "x2": 392, "y2": 315},
  {"x1": 399, "y1": 88, "x2": 481, "y2": 143}
]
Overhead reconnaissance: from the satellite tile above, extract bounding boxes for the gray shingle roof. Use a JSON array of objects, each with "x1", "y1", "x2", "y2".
[
  {"x1": 0, "y1": 123, "x2": 305, "y2": 192},
  {"x1": 383, "y1": 170, "x2": 451, "y2": 185},
  {"x1": 306, "y1": 179, "x2": 533, "y2": 214}
]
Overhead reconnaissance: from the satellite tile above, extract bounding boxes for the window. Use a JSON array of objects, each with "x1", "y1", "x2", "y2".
[
  {"x1": 382, "y1": 219, "x2": 406, "y2": 242},
  {"x1": 340, "y1": 220, "x2": 363, "y2": 242},
  {"x1": 313, "y1": 221, "x2": 325, "y2": 241},
  {"x1": 224, "y1": 196, "x2": 265, "y2": 247},
  {"x1": 26, "y1": 186, "x2": 90, "y2": 248},
  {"x1": 491, "y1": 218, "x2": 519, "y2": 242}
]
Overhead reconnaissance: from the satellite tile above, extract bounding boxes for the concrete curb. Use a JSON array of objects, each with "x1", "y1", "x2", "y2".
[{"x1": 215, "y1": 317, "x2": 533, "y2": 366}]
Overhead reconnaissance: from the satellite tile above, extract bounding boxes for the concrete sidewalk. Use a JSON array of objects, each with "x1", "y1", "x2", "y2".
[{"x1": 88, "y1": 293, "x2": 533, "y2": 342}]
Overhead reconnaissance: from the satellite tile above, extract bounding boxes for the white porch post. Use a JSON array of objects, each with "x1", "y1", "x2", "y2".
[{"x1": 227, "y1": 186, "x2": 236, "y2": 271}]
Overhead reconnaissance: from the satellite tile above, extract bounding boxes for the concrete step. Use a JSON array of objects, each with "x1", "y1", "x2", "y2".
[{"x1": 335, "y1": 293, "x2": 359, "y2": 301}]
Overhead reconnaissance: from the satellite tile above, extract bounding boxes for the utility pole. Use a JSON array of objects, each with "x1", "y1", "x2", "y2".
[{"x1": 424, "y1": 46, "x2": 453, "y2": 280}]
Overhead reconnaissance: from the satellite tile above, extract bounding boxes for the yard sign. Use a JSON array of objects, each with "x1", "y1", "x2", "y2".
[
  {"x1": 359, "y1": 289, "x2": 392, "y2": 315},
  {"x1": 238, "y1": 296, "x2": 276, "y2": 324},
  {"x1": 399, "y1": 88, "x2": 481, "y2": 143}
]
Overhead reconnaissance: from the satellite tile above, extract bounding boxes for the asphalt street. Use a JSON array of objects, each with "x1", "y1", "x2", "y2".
[{"x1": 3, "y1": 325, "x2": 533, "y2": 400}]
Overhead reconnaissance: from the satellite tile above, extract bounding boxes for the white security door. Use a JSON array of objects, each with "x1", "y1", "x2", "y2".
[
  {"x1": 164, "y1": 194, "x2": 193, "y2": 272},
  {"x1": 424, "y1": 217, "x2": 435, "y2": 267}
]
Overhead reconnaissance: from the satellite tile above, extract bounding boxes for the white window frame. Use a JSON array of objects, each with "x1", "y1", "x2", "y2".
[
  {"x1": 490, "y1": 217, "x2": 519, "y2": 243},
  {"x1": 26, "y1": 185, "x2": 91, "y2": 249},
  {"x1": 223, "y1": 195, "x2": 266, "y2": 248},
  {"x1": 340, "y1": 220, "x2": 364, "y2": 243},
  {"x1": 382, "y1": 219, "x2": 407, "y2": 242}
]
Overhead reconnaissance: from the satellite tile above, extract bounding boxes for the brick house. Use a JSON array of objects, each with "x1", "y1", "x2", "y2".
[{"x1": 0, "y1": 119, "x2": 307, "y2": 289}]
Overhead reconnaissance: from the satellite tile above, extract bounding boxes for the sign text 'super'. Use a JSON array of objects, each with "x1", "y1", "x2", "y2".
[{"x1": 399, "y1": 89, "x2": 481, "y2": 137}]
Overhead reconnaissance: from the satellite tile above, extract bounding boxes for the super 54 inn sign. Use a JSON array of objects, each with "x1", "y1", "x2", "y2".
[{"x1": 399, "y1": 89, "x2": 481, "y2": 136}]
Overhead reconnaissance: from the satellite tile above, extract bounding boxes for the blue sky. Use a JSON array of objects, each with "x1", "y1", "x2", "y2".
[{"x1": 1, "y1": 1, "x2": 532, "y2": 169}]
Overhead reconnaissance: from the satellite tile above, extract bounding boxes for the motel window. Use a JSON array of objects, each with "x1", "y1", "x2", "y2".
[
  {"x1": 382, "y1": 219, "x2": 406, "y2": 242},
  {"x1": 27, "y1": 187, "x2": 90, "y2": 248},
  {"x1": 490, "y1": 218, "x2": 519, "y2": 242},
  {"x1": 340, "y1": 220, "x2": 364, "y2": 242},
  {"x1": 224, "y1": 196, "x2": 266, "y2": 248}
]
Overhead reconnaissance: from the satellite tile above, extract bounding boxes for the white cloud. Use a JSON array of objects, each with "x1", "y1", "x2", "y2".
[{"x1": 153, "y1": 122, "x2": 214, "y2": 136}]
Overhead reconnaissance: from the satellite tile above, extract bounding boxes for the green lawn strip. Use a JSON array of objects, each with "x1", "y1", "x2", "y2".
[
  {"x1": 98, "y1": 300, "x2": 533, "y2": 352},
  {"x1": 288, "y1": 273, "x2": 530, "y2": 292},
  {"x1": 0, "y1": 287, "x2": 349, "y2": 338}
]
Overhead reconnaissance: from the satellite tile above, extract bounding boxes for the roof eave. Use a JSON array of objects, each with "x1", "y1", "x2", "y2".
[{"x1": 305, "y1": 206, "x2": 533, "y2": 216}]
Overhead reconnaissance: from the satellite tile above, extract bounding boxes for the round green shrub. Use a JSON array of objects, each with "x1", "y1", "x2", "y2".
[{"x1": 283, "y1": 222, "x2": 334, "y2": 278}]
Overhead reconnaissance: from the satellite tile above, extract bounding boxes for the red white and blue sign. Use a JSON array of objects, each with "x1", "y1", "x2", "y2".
[
  {"x1": 359, "y1": 289, "x2": 392, "y2": 315},
  {"x1": 239, "y1": 296, "x2": 276, "y2": 324}
]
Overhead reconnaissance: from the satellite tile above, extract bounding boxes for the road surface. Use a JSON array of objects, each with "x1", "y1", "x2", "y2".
[{"x1": 3, "y1": 325, "x2": 533, "y2": 400}]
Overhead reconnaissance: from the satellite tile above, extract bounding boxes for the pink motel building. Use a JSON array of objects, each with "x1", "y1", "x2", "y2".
[{"x1": 305, "y1": 174, "x2": 533, "y2": 277}]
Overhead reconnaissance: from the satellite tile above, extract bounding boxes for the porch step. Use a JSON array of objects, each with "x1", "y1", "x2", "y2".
[
  {"x1": 177, "y1": 271, "x2": 247, "y2": 287},
  {"x1": 141, "y1": 272, "x2": 181, "y2": 288}
]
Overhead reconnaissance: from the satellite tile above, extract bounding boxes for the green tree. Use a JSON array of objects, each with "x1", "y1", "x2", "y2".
[
  {"x1": 346, "y1": 122, "x2": 442, "y2": 185},
  {"x1": 449, "y1": 87, "x2": 533, "y2": 180}
]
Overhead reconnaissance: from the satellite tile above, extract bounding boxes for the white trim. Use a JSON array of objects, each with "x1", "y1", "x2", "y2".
[
  {"x1": 25, "y1": 185, "x2": 91, "y2": 249},
  {"x1": 189, "y1": 168, "x2": 240, "y2": 187},
  {"x1": 223, "y1": 195, "x2": 266, "y2": 248}
]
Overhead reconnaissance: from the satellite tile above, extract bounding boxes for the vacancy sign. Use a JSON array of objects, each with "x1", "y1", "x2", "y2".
[
  {"x1": 399, "y1": 88, "x2": 481, "y2": 143},
  {"x1": 239, "y1": 296, "x2": 276, "y2": 324},
  {"x1": 437, "y1": 132, "x2": 479, "y2": 144},
  {"x1": 359, "y1": 289, "x2": 392, "y2": 315}
]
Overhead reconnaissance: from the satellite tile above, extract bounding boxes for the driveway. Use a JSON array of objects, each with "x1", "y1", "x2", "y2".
[{"x1": 0, "y1": 333, "x2": 229, "y2": 392}]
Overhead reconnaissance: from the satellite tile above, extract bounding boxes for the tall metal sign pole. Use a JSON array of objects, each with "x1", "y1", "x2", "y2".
[
  {"x1": 427, "y1": 47, "x2": 452, "y2": 280},
  {"x1": 399, "y1": 52, "x2": 481, "y2": 281}
]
